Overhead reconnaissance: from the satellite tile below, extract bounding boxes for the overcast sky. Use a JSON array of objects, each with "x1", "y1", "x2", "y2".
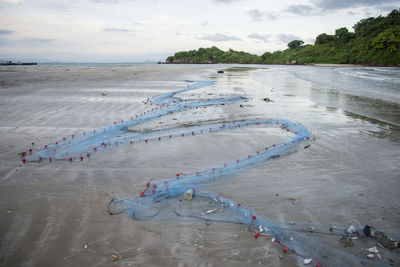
[{"x1": 0, "y1": 0, "x2": 399, "y2": 62}]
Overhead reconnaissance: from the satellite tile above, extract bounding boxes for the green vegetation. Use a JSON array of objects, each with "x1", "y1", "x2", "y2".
[{"x1": 166, "y1": 9, "x2": 400, "y2": 65}]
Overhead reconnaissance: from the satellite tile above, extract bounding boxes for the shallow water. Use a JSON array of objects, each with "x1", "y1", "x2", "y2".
[{"x1": 0, "y1": 64, "x2": 399, "y2": 266}]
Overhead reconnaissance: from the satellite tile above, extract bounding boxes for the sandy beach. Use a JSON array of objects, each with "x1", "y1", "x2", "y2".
[{"x1": 0, "y1": 64, "x2": 399, "y2": 267}]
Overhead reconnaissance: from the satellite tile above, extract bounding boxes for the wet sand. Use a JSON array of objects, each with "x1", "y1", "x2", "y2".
[{"x1": 0, "y1": 64, "x2": 399, "y2": 266}]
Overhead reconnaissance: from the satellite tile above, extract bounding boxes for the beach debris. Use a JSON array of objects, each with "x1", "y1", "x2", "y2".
[
  {"x1": 279, "y1": 255, "x2": 283, "y2": 260},
  {"x1": 303, "y1": 258, "x2": 312, "y2": 265},
  {"x1": 83, "y1": 243, "x2": 88, "y2": 249},
  {"x1": 378, "y1": 235, "x2": 397, "y2": 249},
  {"x1": 367, "y1": 254, "x2": 374, "y2": 259},
  {"x1": 271, "y1": 237, "x2": 276, "y2": 242},
  {"x1": 184, "y1": 188, "x2": 194, "y2": 200},
  {"x1": 217, "y1": 70, "x2": 224, "y2": 74},
  {"x1": 112, "y1": 253, "x2": 120, "y2": 262},
  {"x1": 204, "y1": 208, "x2": 218, "y2": 214},
  {"x1": 366, "y1": 247, "x2": 379, "y2": 253},
  {"x1": 263, "y1": 97, "x2": 274, "y2": 102},
  {"x1": 101, "y1": 92, "x2": 108, "y2": 96},
  {"x1": 363, "y1": 225, "x2": 372, "y2": 236},
  {"x1": 339, "y1": 237, "x2": 354, "y2": 247},
  {"x1": 346, "y1": 225, "x2": 356, "y2": 234},
  {"x1": 363, "y1": 225, "x2": 398, "y2": 249}
]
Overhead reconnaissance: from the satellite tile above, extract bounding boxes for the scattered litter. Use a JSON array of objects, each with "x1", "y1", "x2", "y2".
[
  {"x1": 346, "y1": 225, "x2": 356, "y2": 234},
  {"x1": 363, "y1": 225, "x2": 371, "y2": 236},
  {"x1": 101, "y1": 92, "x2": 108, "y2": 96},
  {"x1": 351, "y1": 237, "x2": 358, "y2": 240},
  {"x1": 271, "y1": 237, "x2": 276, "y2": 242},
  {"x1": 217, "y1": 70, "x2": 224, "y2": 74},
  {"x1": 263, "y1": 97, "x2": 274, "y2": 102},
  {"x1": 112, "y1": 253, "x2": 120, "y2": 262},
  {"x1": 303, "y1": 258, "x2": 312, "y2": 265},
  {"x1": 340, "y1": 237, "x2": 354, "y2": 247},
  {"x1": 365, "y1": 247, "x2": 379, "y2": 253},
  {"x1": 204, "y1": 208, "x2": 218, "y2": 214},
  {"x1": 83, "y1": 244, "x2": 88, "y2": 249},
  {"x1": 367, "y1": 254, "x2": 374, "y2": 259},
  {"x1": 184, "y1": 189, "x2": 194, "y2": 200}
]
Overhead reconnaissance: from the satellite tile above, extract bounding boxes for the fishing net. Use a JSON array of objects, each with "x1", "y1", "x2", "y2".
[{"x1": 22, "y1": 80, "x2": 398, "y2": 266}]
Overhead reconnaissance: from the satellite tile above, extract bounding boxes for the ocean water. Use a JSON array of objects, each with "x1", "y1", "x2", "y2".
[{"x1": 254, "y1": 65, "x2": 400, "y2": 130}]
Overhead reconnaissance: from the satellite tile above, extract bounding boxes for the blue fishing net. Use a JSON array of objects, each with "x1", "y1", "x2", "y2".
[{"x1": 23, "y1": 80, "x2": 397, "y2": 266}]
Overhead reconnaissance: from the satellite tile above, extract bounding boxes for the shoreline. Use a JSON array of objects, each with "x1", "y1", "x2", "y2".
[{"x1": 163, "y1": 62, "x2": 400, "y2": 67}]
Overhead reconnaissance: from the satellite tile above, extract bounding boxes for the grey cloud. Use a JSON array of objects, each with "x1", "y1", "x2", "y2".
[
  {"x1": 199, "y1": 33, "x2": 241, "y2": 42},
  {"x1": 248, "y1": 33, "x2": 270, "y2": 43},
  {"x1": 247, "y1": 9, "x2": 277, "y2": 21},
  {"x1": 23, "y1": 37, "x2": 56, "y2": 43},
  {"x1": 0, "y1": 29, "x2": 15, "y2": 35},
  {"x1": 103, "y1": 28, "x2": 135, "y2": 33},
  {"x1": 312, "y1": 0, "x2": 400, "y2": 10},
  {"x1": 93, "y1": 0, "x2": 122, "y2": 3},
  {"x1": 0, "y1": 37, "x2": 55, "y2": 46},
  {"x1": 214, "y1": 0, "x2": 242, "y2": 3},
  {"x1": 285, "y1": 4, "x2": 314, "y2": 16},
  {"x1": 276, "y1": 34, "x2": 302, "y2": 43}
]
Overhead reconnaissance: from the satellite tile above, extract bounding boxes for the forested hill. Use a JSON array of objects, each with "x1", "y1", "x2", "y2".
[{"x1": 165, "y1": 9, "x2": 400, "y2": 65}]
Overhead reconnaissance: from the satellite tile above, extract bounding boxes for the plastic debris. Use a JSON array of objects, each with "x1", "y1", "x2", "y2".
[
  {"x1": 204, "y1": 208, "x2": 218, "y2": 214},
  {"x1": 303, "y1": 258, "x2": 312, "y2": 265},
  {"x1": 367, "y1": 254, "x2": 374, "y2": 259},
  {"x1": 112, "y1": 253, "x2": 120, "y2": 262},
  {"x1": 340, "y1": 237, "x2": 354, "y2": 247},
  {"x1": 365, "y1": 247, "x2": 379, "y2": 253},
  {"x1": 184, "y1": 189, "x2": 194, "y2": 200},
  {"x1": 346, "y1": 225, "x2": 356, "y2": 234}
]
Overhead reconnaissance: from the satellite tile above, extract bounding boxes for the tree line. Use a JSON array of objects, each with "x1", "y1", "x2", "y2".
[{"x1": 166, "y1": 9, "x2": 400, "y2": 65}]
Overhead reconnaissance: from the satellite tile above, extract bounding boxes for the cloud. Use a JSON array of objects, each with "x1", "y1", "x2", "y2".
[
  {"x1": 93, "y1": 0, "x2": 122, "y2": 3},
  {"x1": 276, "y1": 34, "x2": 302, "y2": 43},
  {"x1": 214, "y1": 0, "x2": 242, "y2": 3},
  {"x1": 285, "y1": 4, "x2": 315, "y2": 16},
  {"x1": 247, "y1": 9, "x2": 277, "y2": 21},
  {"x1": 0, "y1": 29, "x2": 15, "y2": 35},
  {"x1": 23, "y1": 37, "x2": 55, "y2": 43},
  {"x1": 312, "y1": 0, "x2": 400, "y2": 10},
  {"x1": 248, "y1": 33, "x2": 270, "y2": 43},
  {"x1": 0, "y1": 0, "x2": 22, "y2": 4},
  {"x1": 199, "y1": 33, "x2": 241, "y2": 42},
  {"x1": 0, "y1": 37, "x2": 55, "y2": 46},
  {"x1": 103, "y1": 28, "x2": 135, "y2": 33}
]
